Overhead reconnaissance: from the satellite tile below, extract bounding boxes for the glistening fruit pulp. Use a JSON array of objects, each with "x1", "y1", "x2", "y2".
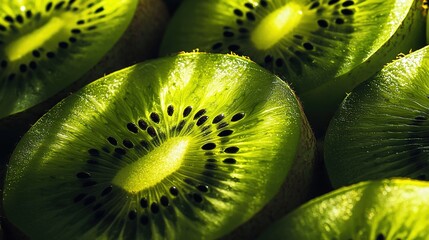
[{"x1": 3, "y1": 53, "x2": 315, "y2": 239}]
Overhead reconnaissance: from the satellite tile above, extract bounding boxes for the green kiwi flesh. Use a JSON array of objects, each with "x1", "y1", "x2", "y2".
[
  {"x1": 0, "y1": 0, "x2": 138, "y2": 119},
  {"x1": 324, "y1": 45, "x2": 429, "y2": 188},
  {"x1": 258, "y1": 178, "x2": 429, "y2": 239},
  {"x1": 2, "y1": 52, "x2": 315, "y2": 239},
  {"x1": 159, "y1": 0, "x2": 426, "y2": 135}
]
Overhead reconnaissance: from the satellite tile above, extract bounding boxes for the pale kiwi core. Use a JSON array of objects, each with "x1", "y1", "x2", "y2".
[
  {"x1": 5, "y1": 12, "x2": 75, "y2": 61},
  {"x1": 112, "y1": 137, "x2": 190, "y2": 193},
  {"x1": 251, "y1": 2, "x2": 303, "y2": 50}
]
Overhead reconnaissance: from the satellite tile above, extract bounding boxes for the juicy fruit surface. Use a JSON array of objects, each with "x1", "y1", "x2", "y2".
[
  {"x1": 258, "y1": 179, "x2": 429, "y2": 239},
  {"x1": 160, "y1": 0, "x2": 416, "y2": 94},
  {"x1": 3, "y1": 53, "x2": 307, "y2": 239},
  {"x1": 0, "y1": 0, "x2": 137, "y2": 118},
  {"x1": 324, "y1": 45, "x2": 429, "y2": 188}
]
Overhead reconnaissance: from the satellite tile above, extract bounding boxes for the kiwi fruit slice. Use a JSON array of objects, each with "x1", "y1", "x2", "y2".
[
  {"x1": 159, "y1": 0, "x2": 426, "y2": 135},
  {"x1": 324, "y1": 45, "x2": 429, "y2": 188},
  {"x1": 258, "y1": 178, "x2": 429, "y2": 239},
  {"x1": 0, "y1": 0, "x2": 138, "y2": 119},
  {"x1": 2, "y1": 52, "x2": 316, "y2": 239}
]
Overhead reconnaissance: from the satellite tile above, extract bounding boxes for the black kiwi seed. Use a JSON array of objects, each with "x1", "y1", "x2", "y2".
[
  {"x1": 217, "y1": 122, "x2": 229, "y2": 130},
  {"x1": 231, "y1": 112, "x2": 245, "y2": 122},
  {"x1": 212, "y1": 114, "x2": 225, "y2": 124},
  {"x1": 246, "y1": 12, "x2": 256, "y2": 21},
  {"x1": 47, "y1": 52, "x2": 55, "y2": 58},
  {"x1": 169, "y1": 186, "x2": 179, "y2": 196},
  {"x1": 88, "y1": 148, "x2": 100, "y2": 156},
  {"x1": 26, "y1": 10, "x2": 32, "y2": 18},
  {"x1": 150, "y1": 112, "x2": 160, "y2": 123},
  {"x1": 183, "y1": 106, "x2": 193, "y2": 117},
  {"x1": 46, "y1": 2, "x2": 53, "y2": 12},
  {"x1": 19, "y1": 64, "x2": 27, "y2": 73},
  {"x1": 127, "y1": 122, "x2": 139, "y2": 133},
  {"x1": 150, "y1": 203, "x2": 160, "y2": 214},
  {"x1": 1, "y1": 61, "x2": 8, "y2": 68},
  {"x1": 197, "y1": 185, "x2": 209, "y2": 192},
  {"x1": 264, "y1": 55, "x2": 274, "y2": 63},
  {"x1": 223, "y1": 158, "x2": 237, "y2": 164},
  {"x1": 317, "y1": 19, "x2": 329, "y2": 28},
  {"x1": 107, "y1": 136, "x2": 117, "y2": 145},
  {"x1": 202, "y1": 143, "x2": 216, "y2": 150},
  {"x1": 309, "y1": 1, "x2": 320, "y2": 9},
  {"x1": 194, "y1": 109, "x2": 206, "y2": 120},
  {"x1": 76, "y1": 172, "x2": 91, "y2": 179},
  {"x1": 29, "y1": 61, "x2": 37, "y2": 69},
  {"x1": 59, "y1": 42, "x2": 69, "y2": 49},
  {"x1": 196, "y1": 116, "x2": 209, "y2": 126},
  {"x1": 335, "y1": 18, "x2": 345, "y2": 24},
  {"x1": 114, "y1": 148, "x2": 126, "y2": 155},
  {"x1": 224, "y1": 146, "x2": 239, "y2": 153},
  {"x1": 55, "y1": 1, "x2": 65, "y2": 10},
  {"x1": 167, "y1": 105, "x2": 174, "y2": 116},
  {"x1": 95, "y1": 7, "x2": 104, "y2": 13},
  {"x1": 244, "y1": 3, "x2": 254, "y2": 9},
  {"x1": 147, "y1": 126, "x2": 157, "y2": 137},
  {"x1": 160, "y1": 196, "x2": 169, "y2": 207},
  {"x1": 223, "y1": 31, "x2": 234, "y2": 37},
  {"x1": 228, "y1": 45, "x2": 240, "y2": 51},
  {"x1": 16, "y1": 15, "x2": 24, "y2": 24},
  {"x1": 303, "y1": 42, "x2": 314, "y2": 51},
  {"x1": 4, "y1": 16, "x2": 14, "y2": 23},
  {"x1": 128, "y1": 210, "x2": 137, "y2": 220},
  {"x1": 140, "y1": 140, "x2": 150, "y2": 149},
  {"x1": 233, "y1": 9, "x2": 243, "y2": 17},
  {"x1": 140, "y1": 198, "x2": 149, "y2": 208},
  {"x1": 260, "y1": 0, "x2": 268, "y2": 7},
  {"x1": 211, "y1": 42, "x2": 223, "y2": 50},
  {"x1": 8, "y1": 74, "x2": 16, "y2": 81},
  {"x1": 32, "y1": 50, "x2": 41, "y2": 58},
  {"x1": 376, "y1": 233, "x2": 386, "y2": 240},
  {"x1": 205, "y1": 163, "x2": 218, "y2": 170},
  {"x1": 138, "y1": 119, "x2": 148, "y2": 130},
  {"x1": 0, "y1": 25, "x2": 7, "y2": 31},
  {"x1": 123, "y1": 140, "x2": 134, "y2": 149},
  {"x1": 275, "y1": 58, "x2": 284, "y2": 67},
  {"x1": 342, "y1": 0, "x2": 355, "y2": 7},
  {"x1": 341, "y1": 9, "x2": 354, "y2": 15}
]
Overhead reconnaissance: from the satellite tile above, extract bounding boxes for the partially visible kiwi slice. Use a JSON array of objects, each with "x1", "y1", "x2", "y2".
[
  {"x1": 2, "y1": 52, "x2": 316, "y2": 239},
  {"x1": 324, "y1": 45, "x2": 429, "y2": 188},
  {"x1": 159, "y1": 0, "x2": 426, "y2": 135},
  {"x1": 0, "y1": 0, "x2": 138, "y2": 119},
  {"x1": 258, "y1": 178, "x2": 429, "y2": 239}
]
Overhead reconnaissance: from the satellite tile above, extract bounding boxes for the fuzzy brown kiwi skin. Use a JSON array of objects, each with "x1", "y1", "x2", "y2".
[
  {"x1": 223, "y1": 100, "x2": 326, "y2": 239},
  {"x1": 0, "y1": 0, "x2": 170, "y2": 238}
]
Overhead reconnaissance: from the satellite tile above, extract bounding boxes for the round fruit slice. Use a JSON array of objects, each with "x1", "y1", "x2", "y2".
[
  {"x1": 3, "y1": 52, "x2": 315, "y2": 239},
  {"x1": 159, "y1": 0, "x2": 426, "y2": 135},
  {"x1": 0, "y1": 0, "x2": 138, "y2": 119},
  {"x1": 258, "y1": 178, "x2": 429, "y2": 239},
  {"x1": 324, "y1": 45, "x2": 429, "y2": 188}
]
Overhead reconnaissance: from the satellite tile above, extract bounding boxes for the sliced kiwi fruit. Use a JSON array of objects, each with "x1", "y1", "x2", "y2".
[
  {"x1": 258, "y1": 178, "x2": 429, "y2": 239},
  {"x1": 324, "y1": 45, "x2": 429, "y2": 188},
  {"x1": 2, "y1": 52, "x2": 316, "y2": 239},
  {"x1": 0, "y1": 0, "x2": 138, "y2": 119},
  {"x1": 159, "y1": 0, "x2": 426, "y2": 135}
]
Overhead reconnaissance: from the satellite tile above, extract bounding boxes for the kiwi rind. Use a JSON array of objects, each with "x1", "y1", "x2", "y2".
[
  {"x1": 159, "y1": 0, "x2": 426, "y2": 136},
  {"x1": 324, "y1": 45, "x2": 429, "y2": 188},
  {"x1": 3, "y1": 52, "x2": 315, "y2": 239},
  {"x1": 0, "y1": 0, "x2": 138, "y2": 119},
  {"x1": 257, "y1": 178, "x2": 429, "y2": 239}
]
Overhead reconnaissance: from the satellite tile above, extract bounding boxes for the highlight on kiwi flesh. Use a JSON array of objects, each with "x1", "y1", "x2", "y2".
[
  {"x1": 257, "y1": 178, "x2": 429, "y2": 239},
  {"x1": 159, "y1": 0, "x2": 426, "y2": 135},
  {"x1": 324, "y1": 45, "x2": 429, "y2": 188},
  {"x1": 2, "y1": 52, "x2": 316, "y2": 239},
  {"x1": 0, "y1": 0, "x2": 138, "y2": 119}
]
